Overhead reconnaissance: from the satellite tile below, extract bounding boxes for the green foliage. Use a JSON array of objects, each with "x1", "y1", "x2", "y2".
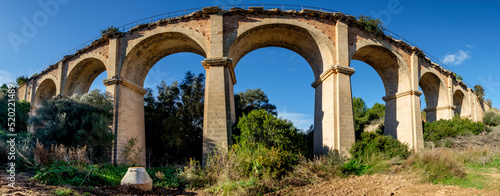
[
  {"x1": 357, "y1": 15, "x2": 384, "y2": 35},
  {"x1": 474, "y1": 85, "x2": 485, "y2": 102},
  {"x1": 237, "y1": 109, "x2": 307, "y2": 156},
  {"x1": 350, "y1": 132, "x2": 410, "y2": 161},
  {"x1": 341, "y1": 159, "x2": 370, "y2": 176},
  {"x1": 0, "y1": 87, "x2": 31, "y2": 132},
  {"x1": 53, "y1": 188, "x2": 74, "y2": 196},
  {"x1": 483, "y1": 111, "x2": 500, "y2": 126},
  {"x1": 16, "y1": 76, "x2": 29, "y2": 86},
  {"x1": 408, "y1": 148, "x2": 466, "y2": 183},
  {"x1": 486, "y1": 99, "x2": 493, "y2": 107},
  {"x1": 144, "y1": 71, "x2": 204, "y2": 164},
  {"x1": 235, "y1": 109, "x2": 308, "y2": 179},
  {"x1": 148, "y1": 167, "x2": 185, "y2": 188},
  {"x1": 352, "y1": 97, "x2": 385, "y2": 140},
  {"x1": 235, "y1": 89, "x2": 277, "y2": 118},
  {"x1": 100, "y1": 25, "x2": 120, "y2": 36},
  {"x1": 33, "y1": 161, "x2": 128, "y2": 186},
  {"x1": 454, "y1": 73, "x2": 463, "y2": 81},
  {"x1": 30, "y1": 90, "x2": 113, "y2": 163},
  {"x1": 423, "y1": 116, "x2": 486, "y2": 145}
]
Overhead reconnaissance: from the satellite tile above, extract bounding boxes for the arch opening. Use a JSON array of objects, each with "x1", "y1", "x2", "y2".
[
  {"x1": 453, "y1": 89, "x2": 470, "y2": 118},
  {"x1": 419, "y1": 72, "x2": 449, "y2": 122},
  {"x1": 350, "y1": 44, "x2": 411, "y2": 140},
  {"x1": 228, "y1": 23, "x2": 329, "y2": 79},
  {"x1": 64, "y1": 58, "x2": 107, "y2": 96},
  {"x1": 121, "y1": 32, "x2": 207, "y2": 86},
  {"x1": 34, "y1": 78, "x2": 57, "y2": 108}
]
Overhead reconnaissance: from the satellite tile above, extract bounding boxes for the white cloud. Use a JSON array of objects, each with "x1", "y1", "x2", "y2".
[
  {"x1": 278, "y1": 111, "x2": 314, "y2": 131},
  {"x1": 0, "y1": 70, "x2": 14, "y2": 85},
  {"x1": 466, "y1": 44, "x2": 475, "y2": 49},
  {"x1": 442, "y1": 50, "x2": 470, "y2": 66}
]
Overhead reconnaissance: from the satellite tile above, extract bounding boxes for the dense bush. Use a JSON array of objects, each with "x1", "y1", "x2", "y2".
[
  {"x1": 0, "y1": 85, "x2": 31, "y2": 132},
  {"x1": 424, "y1": 115, "x2": 486, "y2": 145},
  {"x1": 30, "y1": 90, "x2": 114, "y2": 163},
  {"x1": 350, "y1": 132, "x2": 410, "y2": 160},
  {"x1": 352, "y1": 97, "x2": 385, "y2": 140},
  {"x1": 234, "y1": 109, "x2": 308, "y2": 178},
  {"x1": 483, "y1": 111, "x2": 500, "y2": 126},
  {"x1": 406, "y1": 148, "x2": 466, "y2": 183}
]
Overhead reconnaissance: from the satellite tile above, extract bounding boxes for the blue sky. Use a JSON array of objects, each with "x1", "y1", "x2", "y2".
[{"x1": 1, "y1": 0, "x2": 499, "y2": 130}]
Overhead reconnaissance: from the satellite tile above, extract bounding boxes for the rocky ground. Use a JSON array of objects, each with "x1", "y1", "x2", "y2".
[
  {"x1": 269, "y1": 174, "x2": 500, "y2": 196},
  {"x1": 2, "y1": 172, "x2": 499, "y2": 196}
]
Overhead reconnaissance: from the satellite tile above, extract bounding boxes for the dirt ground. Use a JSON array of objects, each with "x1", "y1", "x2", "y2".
[
  {"x1": 269, "y1": 174, "x2": 500, "y2": 196},
  {"x1": 1, "y1": 172, "x2": 499, "y2": 196}
]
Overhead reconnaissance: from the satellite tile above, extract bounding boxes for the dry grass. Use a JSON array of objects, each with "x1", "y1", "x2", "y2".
[{"x1": 34, "y1": 139, "x2": 88, "y2": 166}]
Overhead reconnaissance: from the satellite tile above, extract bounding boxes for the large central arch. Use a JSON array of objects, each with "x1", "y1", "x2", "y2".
[{"x1": 112, "y1": 26, "x2": 209, "y2": 165}]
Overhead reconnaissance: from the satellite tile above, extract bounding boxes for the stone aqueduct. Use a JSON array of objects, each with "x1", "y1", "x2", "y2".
[{"x1": 17, "y1": 6, "x2": 490, "y2": 165}]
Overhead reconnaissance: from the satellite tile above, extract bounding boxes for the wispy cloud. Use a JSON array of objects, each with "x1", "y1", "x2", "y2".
[
  {"x1": 466, "y1": 44, "x2": 475, "y2": 49},
  {"x1": 0, "y1": 70, "x2": 14, "y2": 85},
  {"x1": 442, "y1": 50, "x2": 470, "y2": 66},
  {"x1": 278, "y1": 111, "x2": 313, "y2": 131}
]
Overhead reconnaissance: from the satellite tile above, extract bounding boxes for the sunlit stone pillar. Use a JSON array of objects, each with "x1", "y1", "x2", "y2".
[
  {"x1": 105, "y1": 76, "x2": 147, "y2": 166},
  {"x1": 202, "y1": 57, "x2": 235, "y2": 162}
]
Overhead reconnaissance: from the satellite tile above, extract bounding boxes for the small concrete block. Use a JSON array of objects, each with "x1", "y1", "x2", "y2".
[{"x1": 121, "y1": 167, "x2": 153, "y2": 191}]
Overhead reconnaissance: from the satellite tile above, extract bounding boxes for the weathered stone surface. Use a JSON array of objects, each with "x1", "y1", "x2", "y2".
[{"x1": 17, "y1": 6, "x2": 490, "y2": 163}]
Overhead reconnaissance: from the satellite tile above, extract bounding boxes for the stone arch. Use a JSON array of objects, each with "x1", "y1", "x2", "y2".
[
  {"x1": 227, "y1": 20, "x2": 335, "y2": 79},
  {"x1": 33, "y1": 76, "x2": 57, "y2": 107},
  {"x1": 419, "y1": 71, "x2": 450, "y2": 122},
  {"x1": 121, "y1": 27, "x2": 209, "y2": 86},
  {"x1": 63, "y1": 54, "x2": 108, "y2": 96},
  {"x1": 349, "y1": 39, "x2": 413, "y2": 143},
  {"x1": 349, "y1": 40, "x2": 411, "y2": 96},
  {"x1": 453, "y1": 88, "x2": 470, "y2": 118}
]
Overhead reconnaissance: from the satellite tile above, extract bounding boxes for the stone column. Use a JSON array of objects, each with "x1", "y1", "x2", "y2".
[
  {"x1": 202, "y1": 57, "x2": 235, "y2": 161},
  {"x1": 312, "y1": 65, "x2": 355, "y2": 157},
  {"x1": 383, "y1": 90, "x2": 423, "y2": 151},
  {"x1": 104, "y1": 76, "x2": 147, "y2": 166},
  {"x1": 424, "y1": 105, "x2": 456, "y2": 122}
]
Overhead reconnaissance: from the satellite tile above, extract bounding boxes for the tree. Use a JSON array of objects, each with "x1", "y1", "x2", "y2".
[
  {"x1": 16, "y1": 76, "x2": 28, "y2": 86},
  {"x1": 30, "y1": 90, "x2": 114, "y2": 163},
  {"x1": 235, "y1": 89, "x2": 277, "y2": 118},
  {"x1": 0, "y1": 85, "x2": 30, "y2": 132},
  {"x1": 353, "y1": 97, "x2": 385, "y2": 140},
  {"x1": 357, "y1": 15, "x2": 384, "y2": 35},
  {"x1": 237, "y1": 109, "x2": 307, "y2": 155},
  {"x1": 101, "y1": 25, "x2": 120, "y2": 36},
  {"x1": 144, "y1": 71, "x2": 205, "y2": 165},
  {"x1": 474, "y1": 85, "x2": 485, "y2": 102},
  {"x1": 454, "y1": 73, "x2": 463, "y2": 81},
  {"x1": 487, "y1": 98, "x2": 493, "y2": 107}
]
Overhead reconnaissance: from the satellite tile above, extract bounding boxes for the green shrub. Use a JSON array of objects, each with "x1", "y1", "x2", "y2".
[
  {"x1": 357, "y1": 15, "x2": 384, "y2": 35},
  {"x1": 30, "y1": 90, "x2": 114, "y2": 163},
  {"x1": 341, "y1": 159, "x2": 370, "y2": 176},
  {"x1": 236, "y1": 109, "x2": 307, "y2": 156},
  {"x1": 148, "y1": 167, "x2": 185, "y2": 188},
  {"x1": 424, "y1": 116, "x2": 486, "y2": 145},
  {"x1": 407, "y1": 148, "x2": 466, "y2": 183},
  {"x1": 483, "y1": 111, "x2": 500, "y2": 126},
  {"x1": 33, "y1": 161, "x2": 128, "y2": 186},
  {"x1": 350, "y1": 132, "x2": 410, "y2": 161}
]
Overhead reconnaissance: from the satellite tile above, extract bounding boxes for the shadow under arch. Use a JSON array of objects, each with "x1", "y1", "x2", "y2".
[
  {"x1": 33, "y1": 78, "x2": 57, "y2": 108},
  {"x1": 228, "y1": 23, "x2": 331, "y2": 80},
  {"x1": 350, "y1": 44, "x2": 411, "y2": 139},
  {"x1": 227, "y1": 22, "x2": 330, "y2": 154},
  {"x1": 63, "y1": 57, "x2": 107, "y2": 96},
  {"x1": 419, "y1": 71, "x2": 450, "y2": 122},
  {"x1": 453, "y1": 89, "x2": 470, "y2": 118},
  {"x1": 121, "y1": 32, "x2": 208, "y2": 87}
]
